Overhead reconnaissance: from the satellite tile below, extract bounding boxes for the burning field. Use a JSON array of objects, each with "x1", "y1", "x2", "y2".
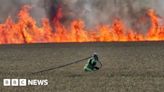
[
  {"x1": 0, "y1": 0, "x2": 164, "y2": 44},
  {"x1": 0, "y1": 0, "x2": 164, "y2": 92}
]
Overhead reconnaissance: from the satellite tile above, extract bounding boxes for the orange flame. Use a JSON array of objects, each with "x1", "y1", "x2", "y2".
[{"x1": 0, "y1": 5, "x2": 164, "y2": 44}]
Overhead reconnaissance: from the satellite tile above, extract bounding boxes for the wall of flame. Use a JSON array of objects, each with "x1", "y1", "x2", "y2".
[{"x1": 0, "y1": 0, "x2": 163, "y2": 44}]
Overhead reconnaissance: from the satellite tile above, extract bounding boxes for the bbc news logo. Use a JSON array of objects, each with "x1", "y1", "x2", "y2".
[{"x1": 3, "y1": 79, "x2": 48, "y2": 86}]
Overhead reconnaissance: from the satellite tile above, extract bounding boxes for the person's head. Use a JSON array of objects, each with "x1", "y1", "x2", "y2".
[{"x1": 93, "y1": 53, "x2": 99, "y2": 61}]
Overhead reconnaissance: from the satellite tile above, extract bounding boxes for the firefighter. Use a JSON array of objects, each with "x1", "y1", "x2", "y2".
[{"x1": 84, "y1": 53, "x2": 101, "y2": 72}]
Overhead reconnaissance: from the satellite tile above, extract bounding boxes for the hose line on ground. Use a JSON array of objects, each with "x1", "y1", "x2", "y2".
[{"x1": 31, "y1": 56, "x2": 92, "y2": 74}]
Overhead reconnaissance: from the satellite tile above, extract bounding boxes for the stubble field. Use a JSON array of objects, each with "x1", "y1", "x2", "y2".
[{"x1": 0, "y1": 42, "x2": 164, "y2": 92}]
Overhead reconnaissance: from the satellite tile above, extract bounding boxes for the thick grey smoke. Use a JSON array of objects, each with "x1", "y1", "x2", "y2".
[
  {"x1": 61, "y1": 0, "x2": 164, "y2": 32},
  {"x1": 0, "y1": 0, "x2": 164, "y2": 33},
  {"x1": 0, "y1": 0, "x2": 46, "y2": 23}
]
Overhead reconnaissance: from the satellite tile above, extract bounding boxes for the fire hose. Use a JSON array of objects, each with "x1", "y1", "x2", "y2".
[{"x1": 32, "y1": 56, "x2": 102, "y2": 74}]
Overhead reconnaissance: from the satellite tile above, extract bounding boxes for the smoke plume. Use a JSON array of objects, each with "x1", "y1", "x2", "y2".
[
  {"x1": 60, "y1": 0, "x2": 163, "y2": 33},
  {"x1": 0, "y1": 0, "x2": 164, "y2": 33}
]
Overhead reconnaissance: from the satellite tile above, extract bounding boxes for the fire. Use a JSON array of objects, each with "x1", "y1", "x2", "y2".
[{"x1": 0, "y1": 5, "x2": 164, "y2": 44}]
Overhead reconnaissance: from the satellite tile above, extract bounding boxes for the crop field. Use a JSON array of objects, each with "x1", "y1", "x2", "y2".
[{"x1": 0, "y1": 42, "x2": 164, "y2": 92}]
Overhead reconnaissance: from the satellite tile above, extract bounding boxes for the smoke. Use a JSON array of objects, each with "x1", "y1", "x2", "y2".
[
  {"x1": 0, "y1": 0, "x2": 21, "y2": 22},
  {"x1": 60, "y1": 0, "x2": 164, "y2": 33},
  {"x1": 0, "y1": 0, "x2": 164, "y2": 33},
  {"x1": 0, "y1": 0, "x2": 47, "y2": 23}
]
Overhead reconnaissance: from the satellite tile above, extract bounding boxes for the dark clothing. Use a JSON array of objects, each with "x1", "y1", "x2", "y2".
[{"x1": 84, "y1": 55, "x2": 100, "y2": 72}]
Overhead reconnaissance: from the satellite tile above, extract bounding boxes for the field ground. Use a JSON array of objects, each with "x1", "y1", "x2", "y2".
[{"x1": 0, "y1": 42, "x2": 164, "y2": 92}]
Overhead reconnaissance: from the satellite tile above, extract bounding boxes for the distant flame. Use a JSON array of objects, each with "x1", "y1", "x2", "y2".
[{"x1": 0, "y1": 5, "x2": 164, "y2": 44}]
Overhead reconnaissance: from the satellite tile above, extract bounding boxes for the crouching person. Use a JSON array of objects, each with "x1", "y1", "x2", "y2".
[{"x1": 84, "y1": 53, "x2": 101, "y2": 72}]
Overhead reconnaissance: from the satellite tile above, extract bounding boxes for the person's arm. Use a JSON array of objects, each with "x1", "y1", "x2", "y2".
[{"x1": 88, "y1": 59, "x2": 92, "y2": 65}]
